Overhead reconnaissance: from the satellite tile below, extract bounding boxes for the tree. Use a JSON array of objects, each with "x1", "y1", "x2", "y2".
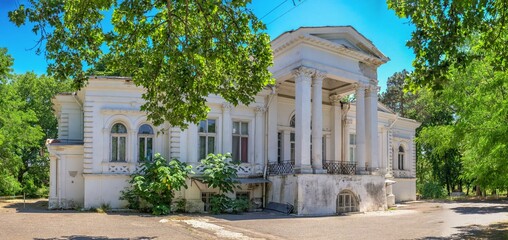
[
  {"x1": 380, "y1": 70, "x2": 418, "y2": 118},
  {"x1": 387, "y1": 0, "x2": 508, "y2": 90},
  {"x1": 388, "y1": 0, "x2": 508, "y2": 195},
  {"x1": 9, "y1": 0, "x2": 274, "y2": 128},
  {"x1": 0, "y1": 48, "x2": 44, "y2": 195}
]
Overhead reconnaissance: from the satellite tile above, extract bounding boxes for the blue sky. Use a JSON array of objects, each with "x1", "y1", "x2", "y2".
[{"x1": 0, "y1": 0, "x2": 414, "y2": 92}]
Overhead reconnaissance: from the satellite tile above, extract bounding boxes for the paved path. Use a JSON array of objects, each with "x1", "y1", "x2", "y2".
[{"x1": 1, "y1": 199, "x2": 507, "y2": 239}]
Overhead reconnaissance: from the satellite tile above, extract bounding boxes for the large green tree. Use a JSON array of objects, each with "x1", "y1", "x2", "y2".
[
  {"x1": 387, "y1": 0, "x2": 508, "y2": 90},
  {"x1": 388, "y1": 0, "x2": 508, "y2": 194},
  {"x1": 0, "y1": 48, "x2": 44, "y2": 195},
  {"x1": 9, "y1": 0, "x2": 273, "y2": 128}
]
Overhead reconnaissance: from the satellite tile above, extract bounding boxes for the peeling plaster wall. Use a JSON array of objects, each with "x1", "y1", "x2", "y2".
[{"x1": 268, "y1": 174, "x2": 387, "y2": 215}]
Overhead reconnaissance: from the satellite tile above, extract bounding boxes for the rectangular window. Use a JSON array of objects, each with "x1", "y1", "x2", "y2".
[
  {"x1": 198, "y1": 119, "x2": 216, "y2": 160},
  {"x1": 349, "y1": 134, "x2": 356, "y2": 163},
  {"x1": 277, "y1": 132, "x2": 282, "y2": 163},
  {"x1": 232, "y1": 121, "x2": 249, "y2": 163},
  {"x1": 201, "y1": 192, "x2": 215, "y2": 212}
]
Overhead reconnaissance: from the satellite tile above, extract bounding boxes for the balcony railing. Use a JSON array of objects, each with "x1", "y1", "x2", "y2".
[
  {"x1": 268, "y1": 160, "x2": 295, "y2": 175},
  {"x1": 392, "y1": 170, "x2": 413, "y2": 178},
  {"x1": 323, "y1": 161, "x2": 356, "y2": 175},
  {"x1": 268, "y1": 160, "x2": 357, "y2": 175}
]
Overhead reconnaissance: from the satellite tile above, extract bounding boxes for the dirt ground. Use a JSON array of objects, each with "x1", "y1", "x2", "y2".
[{"x1": 0, "y1": 198, "x2": 507, "y2": 240}]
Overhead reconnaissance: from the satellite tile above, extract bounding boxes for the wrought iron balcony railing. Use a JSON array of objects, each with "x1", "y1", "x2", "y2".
[
  {"x1": 268, "y1": 160, "x2": 295, "y2": 175},
  {"x1": 323, "y1": 161, "x2": 356, "y2": 175}
]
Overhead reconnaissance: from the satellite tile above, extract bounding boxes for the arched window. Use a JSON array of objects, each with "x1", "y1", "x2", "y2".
[
  {"x1": 398, "y1": 145, "x2": 405, "y2": 170},
  {"x1": 111, "y1": 123, "x2": 127, "y2": 162},
  {"x1": 337, "y1": 190, "x2": 359, "y2": 213},
  {"x1": 138, "y1": 124, "x2": 154, "y2": 162}
]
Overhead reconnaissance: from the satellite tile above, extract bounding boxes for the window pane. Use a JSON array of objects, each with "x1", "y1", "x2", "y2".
[
  {"x1": 350, "y1": 134, "x2": 356, "y2": 145},
  {"x1": 139, "y1": 124, "x2": 153, "y2": 134},
  {"x1": 290, "y1": 132, "x2": 295, "y2": 141},
  {"x1": 199, "y1": 120, "x2": 206, "y2": 133},
  {"x1": 208, "y1": 119, "x2": 216, "y2": 133},
  {"x1": 241, "y1": 122, "x2": 248, "y2": 135},
  {"x1": 112, "y1": 123, "x2": 127, "y2": 133},
  {"x1": 112, "y1": 137, "x2": 118, "y2": 161},
  {"x1": 232, "y1": 136, "x2": 240, "y2": 161},
  {"x1": 241, "y1": 137, "x2": 248, "y2": 163},
  {"x1": 290, "y1": 143, "x2": 295, "y2": 161},
  {"x1": 350, "y1": 148, "x2": 354, "y2": 162},
  {"x1": 208, "y1": 136, "x2": 215, "y2": 154},
  {"x1": 119, "y1": 137, "x2": 126, "y2": 161},
  {"x1": 199, "y1": 136, "x2": 206, "y2": 160},
  {"x1": 233, "y1": 122, "x2": 239, "y2": 134},
  {"x1": 139, "y1": 137, "x2": 145, "y2": 161},
  {"x1": 147, "y1": 137, "x2": 153, "y2": 161}
]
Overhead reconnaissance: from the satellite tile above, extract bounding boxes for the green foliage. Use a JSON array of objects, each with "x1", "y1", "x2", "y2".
[
  {"x1": 9, "y1": 0, "x2": 274, "y2": 129},
  {"x1": 387, "y1": 0, "x2": 508, "y2": 90},
  {"x1": 380, "y1": 70, "x2": 418, "y2": 118},
  {"x1": 209, "y1": 194, "x2": 232, "y2": 214},
  {"x1": 231, "y1": 198, "x2": 249, "y2": 214},
  {"x1": 200, "y1": 153, "x2": 239, "y2": 194},
  {"x1": 121, "y1": 153, "x2": 193, "y2": 215},
  {"x1": 419, "y1": 182, "x2": 447, "y2": 199}
]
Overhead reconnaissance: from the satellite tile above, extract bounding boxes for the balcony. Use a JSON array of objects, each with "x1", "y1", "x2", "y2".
[
  {"x1": 392, "y1": 170, "x2": 413, "y2": 178},
  {"x1": 268, "y1": 160, "x2": 356, "y2": 175}
]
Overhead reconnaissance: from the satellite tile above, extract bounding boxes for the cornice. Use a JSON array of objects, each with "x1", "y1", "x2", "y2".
[{"x1": 272, "y1": 33, "x2": 388, "y2": 67}]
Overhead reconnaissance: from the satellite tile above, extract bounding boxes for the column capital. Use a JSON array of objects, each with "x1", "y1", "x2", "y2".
[
  {"x1": 313, "y1": 70, "x2": 327, "y2": 84},
  {"x1": 365, "y1": 84, "x2": 380, "y2": 96},
  {"x1": 292, "y1": 66, "x2": 315, "y2": 83},
  {"x1": 222, "y1": 102, "x2": 233, "y2": 112},
  {"x1": 329, "y1": 94, "x2": 342, "y2": 106},
  {"x1": 255, "y1": 106, "x2": 266, "y2": 114}
]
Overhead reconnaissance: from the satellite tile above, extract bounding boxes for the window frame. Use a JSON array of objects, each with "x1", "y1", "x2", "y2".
[
  {"x1": 198, "y1": 119, "x2": 217, "y2": 160},
  {"x1": 232, "y1": 120, "x2": 249, "y2": 163},
  {"x1": 349, "y1": 133, "x2": 356, "y2": 163},
  {"x1": 111, "y1": 123, "x2": 128, "y2": 162},
  {"x1": 138, "y1": 124, "x2": 154, "y2": 162},
  {"x1": 398, "y1": 145, "x2": 405, "y2": 170}
]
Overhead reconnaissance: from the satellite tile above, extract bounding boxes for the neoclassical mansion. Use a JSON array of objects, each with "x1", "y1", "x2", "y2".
[{"x1": 47, "y1": 26, "x2": 420, "y2": 215}]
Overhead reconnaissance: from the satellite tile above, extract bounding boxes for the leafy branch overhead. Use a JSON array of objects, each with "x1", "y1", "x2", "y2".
[
  {"x1": 9, "y1": 0, "x2": 274, "y2": 128},
  {"x1": 387, "y1": 0, "x2": 508, "y2": 90}
]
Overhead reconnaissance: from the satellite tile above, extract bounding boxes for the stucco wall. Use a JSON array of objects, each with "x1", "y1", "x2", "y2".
[
  {"x1": 392, "y1": 178, "x2": 416, "y2": 202},
  {"x1": 83, "y1": 174, "x2": 130, "y2": 209},
  {"x1": 268, "y1": 174, "x2": 387, "y2": 215}
]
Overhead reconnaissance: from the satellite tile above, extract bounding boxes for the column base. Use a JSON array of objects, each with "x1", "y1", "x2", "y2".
[{"x1": 294, "y1": 165, "x2": 313, "y2": 174}]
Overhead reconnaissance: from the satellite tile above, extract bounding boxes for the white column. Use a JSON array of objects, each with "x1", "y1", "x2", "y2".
[
  {"x1": 312, "y1": 71, "x2": 325, "y2": 173},
  {"x1": 355, "y1": 84, "x2": 366, "y2": 172},
  {"x1": 329, "y1": 94, "x2": 342, "y2": 161},
  {"x1": 255, "y1": 106, "x2": 266, "y2": 165},
  {"x1": 365, "y1": 84, "x2": 380, "y2": 171},
  {"x1": 49, "y1": 155, "x2": 57, "y2": 200},
  {"x1": 222, "y1": 103, "x2": 233, "y2": 154},
  {"x1": 293, "y1": 66, "x2": 314, "y2": 174},
  {"x1": 267, "y1": 94, "x2": 278, "y2": 163}
]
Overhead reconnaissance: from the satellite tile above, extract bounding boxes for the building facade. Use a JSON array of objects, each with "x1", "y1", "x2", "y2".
[{"x1": 46, "y1": 26, "x2": 420, "y2": 215}]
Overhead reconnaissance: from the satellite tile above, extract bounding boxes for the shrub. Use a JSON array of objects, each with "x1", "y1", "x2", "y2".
[
  {"x1": 420, "y1": 182, "x2": 447, "y2": 199},
  {"x1": 231, "y1": 198, "x2": 249, "y2": 214},
  {"x1": 120, "y1": 153, "x2": 192, "y2": 215}
]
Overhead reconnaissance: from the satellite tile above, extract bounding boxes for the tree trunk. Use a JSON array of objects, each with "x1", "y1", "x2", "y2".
[{"x1": 476, "y1": 186, "x2": 481, "y2": 196}]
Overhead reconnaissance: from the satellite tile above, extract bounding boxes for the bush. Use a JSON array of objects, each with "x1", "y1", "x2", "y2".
[
  {"x1": 231, "y1": 198, "x2": 249, "y2": 214},
  {"x1": 420, "y1": 182, "x2": 447, "y2": 199},
  {"x1": 120, "y1": 153, "x2": 192, "y2": 215}
]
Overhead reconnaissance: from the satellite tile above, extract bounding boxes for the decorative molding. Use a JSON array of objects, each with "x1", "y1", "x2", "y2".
[
  {"x1": 365, "y1": 84, "x2": 380, "y2": 96},
  {"x1": 222, "y1": 102, "x2": 233, "y2": 112},
  {"x1": 292, "y1": 66, "x2": 315, "y2": 83},
  {"x1": 272, "y1": 33, "x2": 388, "y2": 66},
  {"x1": 254, "y1": 106, "x2": 266, "y2": 113},
  {"x1": 100, "y1": 108, "x2": 143, "y2": 115},
  {"x1": 313, "y1": 70, "x2": 327, "y2": 84},
  {"x1": 329, "y1": 94, "x2": 342, "y2": 106}
]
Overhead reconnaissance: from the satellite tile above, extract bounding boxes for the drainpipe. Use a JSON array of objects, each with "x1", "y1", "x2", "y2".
[{"x1": 72, "y1": 92, "x2": 83, "y2": 110}]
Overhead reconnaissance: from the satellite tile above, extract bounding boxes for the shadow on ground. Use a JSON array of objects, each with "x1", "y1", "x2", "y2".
[
  {"x1": 1, "y1": 200, "x2": 51, "y2": 213},
  {"x1": 451, "y1": 205, "x2": 508, "y2": 215},
  {"x1": 34, "y1": 236, "x2": 156, "y2": 240},
  {"x1": 414, "y1": 222, "x2": 508, "y2": 240}
]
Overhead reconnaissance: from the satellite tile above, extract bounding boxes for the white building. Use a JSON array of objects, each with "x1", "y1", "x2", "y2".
[{"x1": 46, "y1": 26, "x2": 420, "y2": 215}]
